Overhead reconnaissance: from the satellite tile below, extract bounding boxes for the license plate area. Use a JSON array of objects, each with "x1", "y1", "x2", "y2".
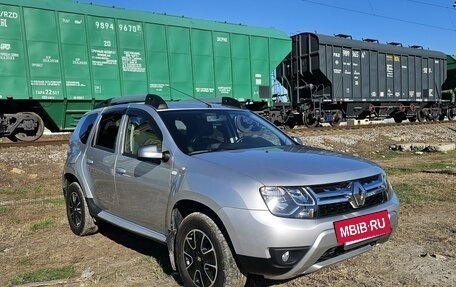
[{"x1": 333, "y1": 210, "x2": 391, "y2": 245}]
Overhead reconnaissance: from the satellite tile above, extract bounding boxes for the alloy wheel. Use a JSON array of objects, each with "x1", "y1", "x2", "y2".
[
  {"x1": 183, "y1": 229, "x2": 218, "y2": 287},
  {"x1": 69, "y1": 191, "x2": 82, "y2": 228}
]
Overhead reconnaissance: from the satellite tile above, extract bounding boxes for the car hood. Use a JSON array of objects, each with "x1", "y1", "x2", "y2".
[{"x1": 193, "y1": 145, "x2": 383, "y2": 186}]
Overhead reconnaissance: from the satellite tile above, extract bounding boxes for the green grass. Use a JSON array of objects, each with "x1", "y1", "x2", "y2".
[
  {"x1": 386, "y1": 166, "x2": 456, "y2": 176},
  {"x1": 11, "y1": 266, "x2": 75, "y2": 285},
  {"x1": 393, "y1": 183, "x2": 427, "y2": 204},
  {"x1": 46, "y1": 197, "x2": 65, "y2": 206},
  {"x1": 141, "y1": 255, "x2": 168, "y2": 280},
  {"x1": 142, "y1": 255, "x2": 155, "y2": 264},
  {"x1": 0, "y1": 187, "x2": 30, "y2": 196},
  {"x1": 393, "y1": 182, "x2": 450, "y2": 204},
  {"x1": 0, "y1": 186, "x2": 45, "y2": 198},
  {"x1": 30, "y1": 218, "x2": 54, "y2": 232},
  {"x1": 18, "y1": 257, "x2": 32, "y2": 266},
  {"x1": 379, "y1": 153, "x2": 456, "y2": 175},
  {"x1": 0, "y1": 206, "x2": 9, "y2": 216},
  {"x1": 370, "y1": 150, "x2": 406, "y2": 160},
  {"x1": 417, "y1": 161, "x2": 455, "y2": 170},
  {"x1": 385, "y1": 167, "x2": 416, "y2": 176}
]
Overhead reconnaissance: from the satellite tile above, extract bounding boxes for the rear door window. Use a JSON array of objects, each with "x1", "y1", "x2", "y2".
[
  {"x1": 94, "y1": 111, "x2": 123, "y2": 152},
  {"x1": 78, "y1": 113, "x2": 98, "y2": 144}
]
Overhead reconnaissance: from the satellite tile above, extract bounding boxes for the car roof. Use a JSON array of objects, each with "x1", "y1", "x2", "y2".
[{"x1": 94, "y1": 94, "x2": 247, "y2": 112}]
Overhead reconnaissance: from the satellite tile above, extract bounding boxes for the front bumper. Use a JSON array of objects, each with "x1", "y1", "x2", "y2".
[{"x1": 217, "y1": 193, "x2": 399, "y2": 280}]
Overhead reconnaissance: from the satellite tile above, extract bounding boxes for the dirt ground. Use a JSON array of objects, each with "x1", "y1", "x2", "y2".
[{"x1": 0, "y1": 123, "x2": 455, "y2": 287}]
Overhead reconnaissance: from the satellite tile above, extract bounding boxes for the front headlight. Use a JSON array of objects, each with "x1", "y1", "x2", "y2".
[
  {"x1": 260, "y1": 186, "x2": 316, "y2": 218},
  {"x1": 382, "y1": 173, "x2": 394, "y2": 200}
]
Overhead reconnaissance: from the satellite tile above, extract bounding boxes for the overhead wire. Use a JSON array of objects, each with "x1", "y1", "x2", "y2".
[
  {"x1": 405, "y1": 0, "x2": 456, "y2": 10},
  {"x1": 299, "y1": 0, "x2": 456, "y2": 32}
]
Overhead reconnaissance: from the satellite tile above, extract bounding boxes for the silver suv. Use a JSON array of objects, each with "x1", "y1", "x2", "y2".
[{"x1": 63, "y1": 94, "x2": 399, "y2": 287}]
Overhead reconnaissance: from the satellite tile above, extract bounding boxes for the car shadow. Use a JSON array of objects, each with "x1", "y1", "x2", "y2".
[
  {"x1": 245, "y1": 275, "x2": 294, "y2": 287},
  {"x1": 97, "y1": 222, "x2": 293, "y2": 287},
  {"x1": 97, "y1": 222, "x2": 182, "y2": 284}
]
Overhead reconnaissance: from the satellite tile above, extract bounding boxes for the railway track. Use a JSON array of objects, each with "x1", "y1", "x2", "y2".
[
  {"x1": 0, "y1": 137, "x2": 69, "y2": 149},
  {"x1": 0, "y1": 120, "x2": 454, "y2": 148}
]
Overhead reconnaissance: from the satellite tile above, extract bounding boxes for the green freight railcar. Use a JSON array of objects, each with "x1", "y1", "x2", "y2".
[{"x1": 0, "y1": 0, "x2": 291, "y2": 141}]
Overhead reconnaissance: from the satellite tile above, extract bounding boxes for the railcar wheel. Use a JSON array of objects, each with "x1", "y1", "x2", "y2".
[
  {"x1": 447, "y1": 108, "x2": 456, "y2": 121},
  {"x1": 13, "y1": 112, "x2": 45, "y2": 142},
  {"x1": 175, "y1": 213, "x2": 246, "y2": 287},
  {"x1": 408, "y1": 117, "x2": 417, "y2": 122},
  {"x1": 329, "y1": 111, "x2": 342, "y2": 126},
  {"x1": 65, "y1": 182, "x2": 98, "y2": 236},
  {"x1": 416, "y1": 110, "x2": 426, "y2": 122},
  {"x1": 393, "y1": 114, "x2": 403, "y2": 123},
  {"x1": 303, "y1": 112, "x2": 319, "y2": 128},
  {"x1": 286, "y1": 117, "x2": 297, "y2": 129}
]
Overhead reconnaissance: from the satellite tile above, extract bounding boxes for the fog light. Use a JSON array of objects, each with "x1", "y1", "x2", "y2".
[
  {"x1": 297, "y1": 208, "x2": 314, "y2": 218},
  {"x1": 270, "y1": 247, "x2": 310, "y2": 267},
  {"x1": 281, "y1": 251, "x2": 290, "y2": 263}
]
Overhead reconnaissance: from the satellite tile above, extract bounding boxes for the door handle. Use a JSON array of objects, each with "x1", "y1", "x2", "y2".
[
  {"x1": 86, "y1": 159, "x2": 94, "y2": 165},
  {"x1": 116, "y1": 168, "x2": 127, "y2": 176}
]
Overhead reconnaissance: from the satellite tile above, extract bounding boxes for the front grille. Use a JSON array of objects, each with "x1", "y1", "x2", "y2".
[
  {"x1": 317, "y1": 192, "x2": 386, "y2": 218},
  {"x1": 308, "y1": 174, "x2": 388, "y2": 218},
  {"x1": 316, "y1": 246, "x2": 345, "y2": 263},
  {"x1": 316, "y1": 243, "x2": 371, "y2": 263}
]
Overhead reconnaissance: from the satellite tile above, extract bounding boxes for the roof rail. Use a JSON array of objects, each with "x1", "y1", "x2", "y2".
[
  {"x1": 221, "y1": 97, "x2": 243, "y2": 109},
  {"x1": 94, "y1": 94, "x2": 168, "y2": 109},
  {"x1": 145, "y1": 94, "x2": 168, "y2": 109},
  {"x1": 196, "y1": 97, "x2": 244, "y2": 109}
]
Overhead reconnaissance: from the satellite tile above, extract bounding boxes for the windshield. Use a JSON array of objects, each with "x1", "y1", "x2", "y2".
[{"x1": 160, "y1": 109, "x2": 296, "y2": 155}]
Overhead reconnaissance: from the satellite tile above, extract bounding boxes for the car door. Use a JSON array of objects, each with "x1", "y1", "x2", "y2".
[
  {"x1": 83, "y1": 109, "x2": 123, "y2": 212},
  {"x1": 114, "y1": 108, "x2": 171, "y2": 233}
]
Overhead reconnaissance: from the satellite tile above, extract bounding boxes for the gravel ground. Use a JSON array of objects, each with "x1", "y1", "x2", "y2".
[{"x1": 288, "y1": 122, "x2": 456, "y2": 155}]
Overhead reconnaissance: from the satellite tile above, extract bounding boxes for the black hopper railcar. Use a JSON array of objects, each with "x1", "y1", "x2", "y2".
[{"x1": 273, "y1": 32, "x2": 452, "y2": 127}]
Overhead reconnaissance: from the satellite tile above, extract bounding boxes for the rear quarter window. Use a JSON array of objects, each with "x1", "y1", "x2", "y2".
[{"x1": 74, "y1": 113, "x2": 98, "y2": 145}]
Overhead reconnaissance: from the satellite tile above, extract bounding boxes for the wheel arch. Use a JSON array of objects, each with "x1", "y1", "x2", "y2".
[
  {"x1": 62, "y1": 173, "x2": 100, "y2": 216},
  {"x1": 171, "y1": 200, "x2": 234, "y2": 249},
  {"x1": 62, "y1": 173, "x2": 79, "y2": 197},
  {"x1": 168, "y1": 199, "x2": 243, "y2": 272}
]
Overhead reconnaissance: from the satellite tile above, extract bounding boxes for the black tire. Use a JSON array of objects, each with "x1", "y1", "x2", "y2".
[
  {"x1": 175, "y1": 213, "x2": 246, "y2": 287},
  {"x1": 65, "y1": 182, "x2": 98, "y2": 236}
]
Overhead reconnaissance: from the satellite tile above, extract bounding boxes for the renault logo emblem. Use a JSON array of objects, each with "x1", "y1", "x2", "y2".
[{"x1": 348, "y1": 181, "x2": 367, "y2": 208}]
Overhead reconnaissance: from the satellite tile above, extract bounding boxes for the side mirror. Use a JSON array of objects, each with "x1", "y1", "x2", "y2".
[
  {"x1": 137, "y1": 145, "x2": 170, "y2": 162},
  {"x1": 291, "y1": 136, "x2": 303, "y2": 145}
]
